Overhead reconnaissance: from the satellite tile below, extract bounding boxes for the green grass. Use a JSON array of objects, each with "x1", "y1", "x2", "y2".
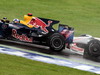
[
  {"x1": 0, "y1": 0, "x2": 100, "y2": 37},
  {"x1": 0, "y1": 53, "x2": 97, "y2": 75}
]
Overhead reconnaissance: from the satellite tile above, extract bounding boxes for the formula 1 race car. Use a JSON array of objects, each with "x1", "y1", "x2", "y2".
[
  {"x1": 70, "y1": 35, "x2": 100, "y2": 61},
  {"x1": 0, "y1": 17, "x2": 100, "y2": 61},
  {"x1": 0, "y1": 17, "x2": 74, "y2": 52}
]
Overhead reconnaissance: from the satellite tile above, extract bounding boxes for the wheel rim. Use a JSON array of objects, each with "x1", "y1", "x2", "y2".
[
  {"x1": 51, "y1": 37, "x2": 63, "y2": 49},
  {"x1": 53, "y1": 39, "x2": 61, "y2": 47}
]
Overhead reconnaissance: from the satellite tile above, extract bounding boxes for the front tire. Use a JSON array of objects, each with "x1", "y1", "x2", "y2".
[
  {"x1": 47, "y1": 33, "x2": 65, "y2": 52},
  {"x1": 83, "y1": 39, "x2": 100, "y2": 61}
]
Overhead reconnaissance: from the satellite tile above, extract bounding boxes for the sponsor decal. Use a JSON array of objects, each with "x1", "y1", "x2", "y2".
[
  {"x1": 28, "y1": 17, "x2": 52, "y2": 33},
  {"x1": 12, "y1": 29, "x2": 33, "y2": 42}
]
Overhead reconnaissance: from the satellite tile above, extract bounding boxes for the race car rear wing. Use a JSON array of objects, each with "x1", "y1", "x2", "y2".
[
  {"x1": 58, "y1": 24, "x2": 74, "y2": 32},
  {"x1": 38, "y1": 17, "x2": 60, "y2": 26},
  {"x1": 58, "y1": 24, "x2": 74, "y2": 46}
]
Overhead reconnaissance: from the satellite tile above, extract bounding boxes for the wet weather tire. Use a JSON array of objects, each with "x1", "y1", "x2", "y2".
[
  {"x1": 83, "y1": 39, "x2": 100, "y2": 60},
  {"x1": 48, "y1": 33, "x2": 65, "y2": 52}
]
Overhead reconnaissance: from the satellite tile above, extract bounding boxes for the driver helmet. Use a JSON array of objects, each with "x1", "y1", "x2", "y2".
[{"x1": 13, "y1": 19, "x2": 20, "y2": 23}]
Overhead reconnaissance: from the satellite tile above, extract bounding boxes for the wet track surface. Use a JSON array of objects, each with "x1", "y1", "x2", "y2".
[{"x1": 0, "y1": 39, "x2": 100, "y2": 67}]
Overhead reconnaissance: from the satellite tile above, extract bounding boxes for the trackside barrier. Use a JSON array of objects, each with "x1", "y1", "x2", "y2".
[{"x1": 0, "y1": 46, "x2": 100, "y2": 74}]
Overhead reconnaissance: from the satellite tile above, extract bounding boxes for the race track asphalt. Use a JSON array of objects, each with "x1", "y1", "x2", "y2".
[{"x1": 0, "y1": 39, "x2": 100, "y2": 67}]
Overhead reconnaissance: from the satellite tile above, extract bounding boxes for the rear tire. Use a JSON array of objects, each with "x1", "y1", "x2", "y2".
[{"x1": 47, "y1": 33, "x2": 65, "y2": 52}]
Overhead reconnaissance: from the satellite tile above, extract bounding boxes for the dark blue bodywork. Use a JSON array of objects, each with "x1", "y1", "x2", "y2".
[{"x1": 0, "y1": 18, "x2": 74, "y2": 51}]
